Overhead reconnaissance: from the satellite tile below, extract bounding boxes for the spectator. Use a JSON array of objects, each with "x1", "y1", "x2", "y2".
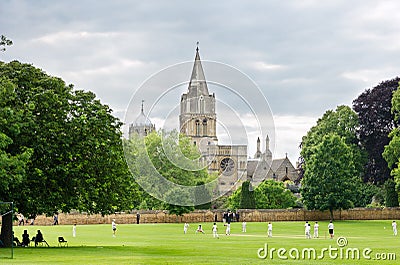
[{"x1": 22, "y1": 230, "x2": 30, "y2": 247}]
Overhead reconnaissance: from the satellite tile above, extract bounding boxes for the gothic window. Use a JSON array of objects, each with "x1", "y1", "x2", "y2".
[
  {"x1": 199, "y1": 95, "x2": 205, "y2": 113},
  {"x1": 195, "y1": 120, "x2": 200, "y2": 136},
  {"x1": 202, "y1": 118, "x2": 207, "y2": 136}
]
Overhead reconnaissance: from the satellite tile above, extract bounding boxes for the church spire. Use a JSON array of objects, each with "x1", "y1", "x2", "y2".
[
  {"x1": 188, "y1": 44, "x2": 209, "y2": 97},
  {"x1": 265, "y1": 135, "x2": 270, "y2": 153}
]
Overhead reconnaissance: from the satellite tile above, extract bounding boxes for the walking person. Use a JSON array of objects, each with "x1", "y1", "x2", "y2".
[
  {"x1": 53, "y1": 213, "x2": 59, "y2": 225},
  {"x1": 18, "y1": 213, "x2": 25, "y2": 226},
  {"x1": 112, "y1": 219, "x2": 117, "y2": 237},
  {"x1": 328, "y1": 220, "x2": 334, "y2": 239}
]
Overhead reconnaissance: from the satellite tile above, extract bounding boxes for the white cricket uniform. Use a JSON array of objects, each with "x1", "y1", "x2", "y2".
[
  {"x1": 212, "y1": 224, "x2": 219, "y2": 238},
  {"x1": 314, "y1": 223, "x2": 319, "y2": 238},
  {"x1": 225, "y1": 223, "x2": 231, "y2": 235},
  {"x1": 267, "y1": 223, "x2": 272, "y2": 237}
]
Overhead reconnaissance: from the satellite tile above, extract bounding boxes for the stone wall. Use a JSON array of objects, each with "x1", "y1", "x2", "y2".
[{"x1": 18, "y1": 208, "x2": 400, "y2": 226}]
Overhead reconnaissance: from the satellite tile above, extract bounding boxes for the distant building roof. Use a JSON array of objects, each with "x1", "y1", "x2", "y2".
[{"x1": 134, "y1": 101, "x2": 153, "y2": 127}]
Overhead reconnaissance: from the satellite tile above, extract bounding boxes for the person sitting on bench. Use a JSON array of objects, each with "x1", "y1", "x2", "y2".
[
  {"x1": 13, "y1": 232, "x2": 21, "y2": 246},
  {"x1": 22, "y1": 230, "x2": 30, "y2": 247},
  {"x1": 34, "y1": 230, "x2": 48, "y2": 247}
]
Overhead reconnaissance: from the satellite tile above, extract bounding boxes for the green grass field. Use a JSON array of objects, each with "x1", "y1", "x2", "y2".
[{"x1": 1, "y1": 220, "x2": 399, "y2": 264}]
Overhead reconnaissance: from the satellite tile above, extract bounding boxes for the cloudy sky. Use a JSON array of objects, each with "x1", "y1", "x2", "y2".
[{"x1": 1, "y1": 0, "x2": 400, "y2": 164}]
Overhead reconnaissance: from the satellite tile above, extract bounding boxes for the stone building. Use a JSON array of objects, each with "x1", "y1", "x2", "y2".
[
  {"x1": 247, "y1": 136, "x2": 299, "y2": 187},
  {"x1": 129, "y1": 46, "x2": 299, "y2": 192}
]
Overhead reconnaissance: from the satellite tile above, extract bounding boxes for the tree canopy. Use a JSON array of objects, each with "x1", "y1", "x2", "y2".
[
  {"x1": 383, "y1": 82, "x2": 400, "y2": 204},
  {"x1": 254, "y1": 180, "x2": 296, "y2": 209},
  {"x1": 123, "y1": 130, "x2": 212, "y2": 212},
  {"x1": 300, "y1": 105, "x2": 366, "y2": 178},
  {"x1": 353, "y1": 77, "x2": 400, "y2": 184},
  {"x1": 0, "y1": 61, "x2": 134, "y2": 217}
]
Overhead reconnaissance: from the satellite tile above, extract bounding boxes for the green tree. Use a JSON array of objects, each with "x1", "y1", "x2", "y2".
[
  {"x1": 384, "y1": 178, "x2": 399, "y2": 207},
  {"x1": 301, "y1": 134, "x2": 358, "y2": 220},
  {"x1": 240, "y1": 181, "x2": 256, "y2": 209},
  {"x1": 300, "y1": 105, "x2": 366, "y2": 178},
  {"x1": 194, "y1": 181, "x2": 212, "y2": 209},
  {"x1": 163, "y1": 188, "x2": 195, "y2": 217},
  {"x1": 353, "y1": 77, "x2": 400, "y2": 184},
  {"x1": 383, "y1": 83, "x2": 400, "y2": 204},
  {"x1": 124, "y1": 130, "x2": 212, "y2": 210},
  {"x1": 353, "y1": 181, "x2": 382, "y2": 207},
  {"x1": 255, "y1": 180, "x2": 296, "y2": 209},
  {"x1": 227, "y1": 185, "x2": 241, "y2": 210},
  {"x1": 0, "y1": 61, "x2": 134, "y2": 217}
]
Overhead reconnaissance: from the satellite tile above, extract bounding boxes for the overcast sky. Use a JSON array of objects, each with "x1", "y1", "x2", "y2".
[{"x1": 1, "y1": 0, "x2": 400, "y2": 164}]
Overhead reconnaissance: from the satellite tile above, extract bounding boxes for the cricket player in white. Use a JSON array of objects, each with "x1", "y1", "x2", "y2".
[
  {"x1": 225, "y1": 223, "x2": 231, "y2": 235},
  {"x1": 314, "y1": 221, "x2": 319, "y2": 238},
  {"x1": 112, "y1": 219, "x2": 117, "y2": 237},
  {"x1": 184, "y1": 223, "x2": 189, "y2": 234},
  {"x1": 242, "y1": 221, "x2": 247, "y2": 233},
  {"x1": 267, "y1": 222, "x2": 272, "y2": 237},
  {"x1": 305, "y1": 223, "x2": 311, "y2": 239},
  {"x1": 212, "y1": 223, "x2": 219, "y2": 238},
  {"x1": 392, "y1": 221, "x2": 397, "y2": 236}
]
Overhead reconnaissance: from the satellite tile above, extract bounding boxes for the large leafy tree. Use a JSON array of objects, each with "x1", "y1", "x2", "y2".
[
  {"x1": 0, "y1": 61, "x2": 134, "y2": 217},
  {"x1": 254, "y1": 180, "x2": 296, "y2": 209},
  {"x1": 300, "y1": 105, "x2": 366, "y2": 178},
  {"x1": 124, "y1": 130, "x2": 211, "y2": 212},
  {"x1": 383, "y1": 82, "x2": 400, "y2": 204},
  {"x1": 353, "y1": 77, "x2": 400, "y2": 184},
  {"x1": 301, "y1": 134, "x2": 358, "y2": 220}
]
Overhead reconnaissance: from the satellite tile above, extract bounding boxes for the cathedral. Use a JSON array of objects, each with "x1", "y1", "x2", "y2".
[{"x1": 129, "y1": 47, "x2": 299, "y2": 193}]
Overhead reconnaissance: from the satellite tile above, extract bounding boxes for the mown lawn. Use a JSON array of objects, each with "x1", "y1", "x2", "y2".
[{"x1": 1, "y1": 220, "x2": 398, "y2": 264}]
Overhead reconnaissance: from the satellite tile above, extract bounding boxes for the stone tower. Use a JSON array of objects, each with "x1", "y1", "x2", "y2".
[
  {"x1": 179, "y1": 46, "x2": 218, "y2": 152},
  {"x1": 129, "y1": 100, "x2": 155, "y2": 138},
  {"x1": 179, "y1": 46, "x2": 247, "y2": 193}
]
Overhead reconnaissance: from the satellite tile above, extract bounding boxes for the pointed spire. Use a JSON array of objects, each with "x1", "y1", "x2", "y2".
[
  {"x1": 265, "y1": 135, "x2": 270, "y2": 152},
  {"x1": 188, "y1": 44, "x2": 209, "y2": 97},
  {"x1": 141, "y1": 100, "x2": 144, "y2": 113},
  {"x1": 257, "y1": 137, "x2": 260, "y2": 153}
]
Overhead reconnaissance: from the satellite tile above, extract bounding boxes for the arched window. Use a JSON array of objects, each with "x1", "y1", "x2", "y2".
[
  {"x1": 195, "y1": 120, "x2": 200, "y2": 136},
  {"x1": 202, "y1": 118, "x2": 207, "y2": 136}
]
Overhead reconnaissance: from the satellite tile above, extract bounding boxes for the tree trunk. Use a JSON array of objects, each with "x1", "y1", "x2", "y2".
[
  {"x1": 329, "y1": 208, "x2": 334, "y2": 221},
  {"x1": 0, "y1": 212, "x2": 13, "y2": 247}
]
